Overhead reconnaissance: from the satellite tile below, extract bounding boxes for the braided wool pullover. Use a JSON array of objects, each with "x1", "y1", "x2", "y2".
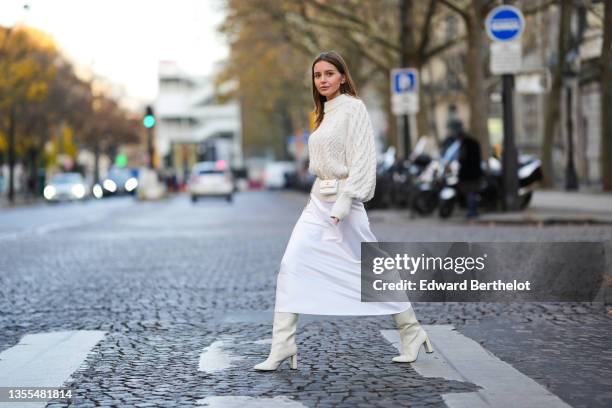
[{"x1": 308, "y1": 93, "x2": 377, "y2": 220}]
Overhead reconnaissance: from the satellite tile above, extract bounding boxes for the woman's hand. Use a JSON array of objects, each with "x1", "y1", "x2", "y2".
[{"x1": 330, "y1": 216, "x2": 340, "y2": 225}]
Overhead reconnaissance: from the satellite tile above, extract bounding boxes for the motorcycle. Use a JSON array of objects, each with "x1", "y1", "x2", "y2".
[
  {"x1": 366, "y1": 147, "x2": 432, "y2": 210},
  {"x1": 365, "y1": 147, "x2": 396, "y2": 209},
  {"x1": 438, "y1": 153, "x2": 543, "y2": 218},
  {"x1": 411, "y1": 140, "x2": 460, "y2": 216}
]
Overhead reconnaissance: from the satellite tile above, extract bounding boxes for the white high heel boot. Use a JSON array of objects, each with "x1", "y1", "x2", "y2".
[
  {"x1": 253, "y1": 312, "x2": 299, "y2": 371},
  {"x1": 391, "y1": 307, "x2": 434, "y2": 363}
]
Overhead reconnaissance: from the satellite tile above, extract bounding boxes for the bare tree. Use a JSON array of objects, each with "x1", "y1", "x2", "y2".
[
  {"x1": 602, "y1": 0, "x2": 612, "y2": 190},
  {"x1": 541, "y1": 0, "x2": 572, "y2": 187}
]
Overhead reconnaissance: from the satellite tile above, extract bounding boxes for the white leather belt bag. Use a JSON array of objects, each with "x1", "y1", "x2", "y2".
[{"x1": 311, "y1": 177, "x2": 348, "y2": 202}]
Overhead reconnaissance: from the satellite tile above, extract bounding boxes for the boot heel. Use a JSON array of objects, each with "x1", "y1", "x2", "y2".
[
  {"x1": 423, "y1": 337, "x2": 434, "y2": 353},
  {"x1": 290, "y1": 354, "x2": 298, "y2": 369}
]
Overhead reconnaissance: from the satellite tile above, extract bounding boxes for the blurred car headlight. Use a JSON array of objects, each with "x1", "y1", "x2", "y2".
[
  {"x1": 43, "y1": 185, "x2": 56, "y2": 200},
  {"x1": 124, "y1": 177, "x2": 138, "y2": 192},
  {"x1": 93, "y1": 184, "x2": 103, "y2": 199},
  {"x1": 103, "y1": 179, "x2": 117, "y2": 192},
  {"x1": 71, "y1": 184, "x2": 86, "y2": 199}
]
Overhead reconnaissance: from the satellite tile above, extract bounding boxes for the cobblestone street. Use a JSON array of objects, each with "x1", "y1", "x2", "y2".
[{"x1": 1, "y1": 191, "x2": 611, "y2": 408}]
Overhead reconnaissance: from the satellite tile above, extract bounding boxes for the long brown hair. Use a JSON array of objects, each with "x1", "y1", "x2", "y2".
[{"x1": 311, "y1": 51, "x2": 358, "y2": 129}]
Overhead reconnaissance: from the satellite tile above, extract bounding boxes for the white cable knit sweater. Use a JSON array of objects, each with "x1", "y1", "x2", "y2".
[{"x1": 308, "y1": 93, "x2": 377, "y2": 220}]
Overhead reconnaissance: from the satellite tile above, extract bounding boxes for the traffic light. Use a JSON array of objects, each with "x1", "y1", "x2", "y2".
[
  {"x1": 115, "y1": 153, "x2": 128, "y2": 168},
  {"x1": 143, "y1": 105, "x2": 156, "y2": 129},
  {"x1": 144, "y1": 105, "x2": 156, "y2": 168}
]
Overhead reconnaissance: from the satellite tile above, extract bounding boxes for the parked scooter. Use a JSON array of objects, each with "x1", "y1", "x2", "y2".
[
  {"x1": 393, "y1": 154, "x2": 433, "y2": 209},
  {"x1": 412, "y1": 140, "x2": 460, "y2": 215},
  {"x1": 438, "y1": 153, "x2": 543, "y2": 218},
  {"x1": 365, "y1": 147, "x2": 396, "y2": 209},
  {"x1": 366, "y1": 146, "x2": 432, "y2": 209}
]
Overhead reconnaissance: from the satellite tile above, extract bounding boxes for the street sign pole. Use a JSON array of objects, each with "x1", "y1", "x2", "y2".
[
  {"x1": 402, "y1": 115, "x2": 411, "y2": 160},
  {"x1": 390, "y1": 68, "x2": 419, "y2": 161},
  {"x1": 486, "y1": 4, "x2": 524, "y2": 211},
  {"x1": 501, "y1": 74, "x2": 519, "y2": 210}
]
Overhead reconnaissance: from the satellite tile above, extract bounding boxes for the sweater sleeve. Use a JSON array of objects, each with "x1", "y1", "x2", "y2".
[{"x1": 330, "y1": 101, "x2": 377, "y2": 220}]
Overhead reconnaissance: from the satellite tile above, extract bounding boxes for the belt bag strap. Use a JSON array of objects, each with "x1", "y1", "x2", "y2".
[{"x1": 311, "y1": 177, "x2": 348, "y2": 202}]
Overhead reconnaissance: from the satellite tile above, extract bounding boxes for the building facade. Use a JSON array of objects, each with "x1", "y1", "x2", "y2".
[{"x1": 155, "y1": 61, "x2": 243, "y2": 183}]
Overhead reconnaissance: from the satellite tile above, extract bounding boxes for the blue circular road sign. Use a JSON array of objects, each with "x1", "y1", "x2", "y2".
[
  {"x1": 485, "y1": 5, "x2": 525, "y2": 42},
  {"x1": 392, "y1": 69, "x2": 418, "y2": 94}
]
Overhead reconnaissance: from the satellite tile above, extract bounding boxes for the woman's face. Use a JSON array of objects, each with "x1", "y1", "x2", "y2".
[{"x1": 313, "y1": 60, "x2": 345, "y2": 100}]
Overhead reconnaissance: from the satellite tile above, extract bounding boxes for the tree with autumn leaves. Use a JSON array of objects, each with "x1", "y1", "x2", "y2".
[{"x1": 0, "y1": 25, "x2": 140, "y2": 203}]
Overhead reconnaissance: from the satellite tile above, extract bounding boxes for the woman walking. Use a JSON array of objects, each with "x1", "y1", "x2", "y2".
[{"x1": 254, "y1": 51, "x2": 433, "y2": 371}]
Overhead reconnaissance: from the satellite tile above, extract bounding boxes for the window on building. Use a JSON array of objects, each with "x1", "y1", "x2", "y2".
[
  {"x1": 446, "y1": 15, "x2": 458, "y2": 41},
  {"x1": 446, "y1": 56, "x2": 462, "y2": 91}
]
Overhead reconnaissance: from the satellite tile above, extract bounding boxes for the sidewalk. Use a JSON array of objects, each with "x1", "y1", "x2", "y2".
[
  {"x1": 0, "y1": 195, "x2": 44, "y2": 209},
  {"x1": 475, "y1": 189, "x2": 612, "y2": 225}
]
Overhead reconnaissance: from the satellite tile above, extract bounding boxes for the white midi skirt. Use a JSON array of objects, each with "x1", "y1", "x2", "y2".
[{"x1": 274, "y1": 192, "x2": 412, "y2": 315}]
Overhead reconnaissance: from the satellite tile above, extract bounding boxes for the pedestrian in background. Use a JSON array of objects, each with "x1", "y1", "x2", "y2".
[
  {"x1": 440, "y1": 118, "x2": 463, "y2": 158},
  {"x1": 457, "y1": 130, "x2": 483, "y2": 219},
  {"x1": 254, "y1": 50, "x2": 433, "y2": 371}
]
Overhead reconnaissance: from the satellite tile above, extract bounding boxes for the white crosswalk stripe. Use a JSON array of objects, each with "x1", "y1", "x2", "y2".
[
  {"x1": 0, "y1": 330, "x2": 107, "y2": 408},
  {"x1": 381, "y1": 325, "x2": 571, "y2": 408},
  {"x1": 197, "y1": 396, "x2": 307, "y2": 407},
  {"x1": 198, "y1": 337, "x2": 244, "y2": 373}
]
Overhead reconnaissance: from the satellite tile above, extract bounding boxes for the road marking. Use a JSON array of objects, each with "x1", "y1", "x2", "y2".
[
  {"x1": 197, "y1": 396, "x2": 307, "y2": 407},
  {"x1": 198, "y1": 338, "x2": 307, "y2": 407},
  {"x1": 0, "y1": 198, "x2": 135, "y2": 242},
  {"x1": 381, "y1": 325, "x2": 571, "y2": 408},
  {"x1": 0, "y1": 330, "x2": 106, "y2": 407},
  {"x1": 33, "y1": 214, "x2": 107, "y2": 236},
  {"x1": 198, "y1": 338, "x2": 243, "y2": 373}
]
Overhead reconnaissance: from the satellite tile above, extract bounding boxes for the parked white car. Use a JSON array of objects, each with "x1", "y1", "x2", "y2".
[
  {"x1": 188, "y1": 161, "x2": 234, "y2": 203},
  {"x1": 263, "y1": 161, "x2": 296, "y2": 189}
]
